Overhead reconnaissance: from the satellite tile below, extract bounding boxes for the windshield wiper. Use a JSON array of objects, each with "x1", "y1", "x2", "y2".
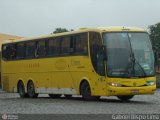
[
  {"x1": 127, "y1": 33, "x2": 146, "y2": 77},
  {"x1": 135, "y1": 59, "x2": 147, "y2": 77},
  {"x1": 130, "y1": 53, "x2": 147, "y2": 77}
]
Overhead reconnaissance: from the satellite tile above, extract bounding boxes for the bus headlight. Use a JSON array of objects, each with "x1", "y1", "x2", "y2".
[
  {"x1": 108, "y1": 82, "x2": 122, "y2": 87},
  {"x1": 146, "y1": 81, "x2": 155, "y2": 86}
]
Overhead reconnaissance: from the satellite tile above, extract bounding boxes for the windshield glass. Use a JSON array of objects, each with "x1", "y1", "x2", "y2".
[{"x1": 103, "y1": 32, "x2": 155, "y2": 77}]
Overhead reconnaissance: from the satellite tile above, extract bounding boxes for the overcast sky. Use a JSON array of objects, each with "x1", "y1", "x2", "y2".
[{"x1": 0, "y1": 0, "x2": 160, "y2": 37}]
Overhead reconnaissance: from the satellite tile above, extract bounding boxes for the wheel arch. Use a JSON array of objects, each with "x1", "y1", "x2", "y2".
[
  {"x1": 27, "y1": 79, "x2": 35, "y2": 91},
  {"x1": 27, "y1": 79, "x2": 34, "y2": 87},
  {"x1": 79, "y1": 78, "x2": 90, "y2": 95},
  {"x1": 17, "y1": 80, "x2": 24, "y2": 92},
  {"x1": 27, "y1": 79, "x2": 38, "y2": 97}
]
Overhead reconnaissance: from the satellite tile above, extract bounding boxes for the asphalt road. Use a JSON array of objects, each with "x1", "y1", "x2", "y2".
[{"x1": 0, "y1": 89, "x2": 160, "y2": 115}]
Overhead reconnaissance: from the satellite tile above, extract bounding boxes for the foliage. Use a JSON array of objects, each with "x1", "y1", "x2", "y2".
[
  {"x1": 52, "y1": 28, "x2": 73, "y2": 34},
  {"x1": 148, "y1": 22, "x2": 160, "y2": 63},
  {"x1": 148, "y1": 22, "x2": 160, "y2": 50}
]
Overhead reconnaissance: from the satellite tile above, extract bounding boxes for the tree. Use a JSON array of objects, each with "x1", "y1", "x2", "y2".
[
  {"x1": 52, "y1": 28, "x2": 71, "y2": 34},
  {"x1": 149, "y1": 22, "x2": 160, "y2": 46},
  {"x1": 148, "y1": 22, "x2": 160, "y2": 63}
]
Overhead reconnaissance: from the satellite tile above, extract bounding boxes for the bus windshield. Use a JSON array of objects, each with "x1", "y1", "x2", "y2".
[{"x1": 103, "y1": 32, "x2": 155, "y2": 78}]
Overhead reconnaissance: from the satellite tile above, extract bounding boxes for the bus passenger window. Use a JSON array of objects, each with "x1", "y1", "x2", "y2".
[
  {"x1": 2, "y1": 45, "x2": 10, "y2": 60},
  {"x1": 61, "y1": 36, "x2": 70, "y2": 55},
  {"x1": 26, "y1": 42, "x2": 36, "y2": 58},
  {"x1": 10, "y1": 44, "x2": 17, "y2": 59},
  {"x1": 17, "y1": 43, "x2": 25, "y2": 59},
  {"x1": 36, "y1": 40, "x2": 46, "y2": 57},
  {"x1": 70, "y1": 36, "x2": 74, "y2": 53},
  {"x1": 75, "y1": 33, "x2": 88, "y2": 55},
  {"x1": 48, "y1": 38, "x2": 60, "y2": 56}
]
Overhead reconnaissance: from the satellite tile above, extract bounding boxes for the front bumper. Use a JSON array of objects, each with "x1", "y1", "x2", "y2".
[{"x1": 107, "y1": 85, "x2": 156, "y2": 96}]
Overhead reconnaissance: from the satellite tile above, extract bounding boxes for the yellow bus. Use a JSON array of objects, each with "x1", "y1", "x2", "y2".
[{"x1": 1, "y1": 27, "x2": 156, "y2": 101}]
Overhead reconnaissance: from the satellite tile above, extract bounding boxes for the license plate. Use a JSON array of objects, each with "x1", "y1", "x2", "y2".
[{"x1": 130, "y1": 89, "x2": 139, "y2": 94}]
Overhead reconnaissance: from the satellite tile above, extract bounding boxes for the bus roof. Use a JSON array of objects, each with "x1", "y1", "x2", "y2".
[{"x1": 2, "y1": 26, "x2": 146, "y2": 44}]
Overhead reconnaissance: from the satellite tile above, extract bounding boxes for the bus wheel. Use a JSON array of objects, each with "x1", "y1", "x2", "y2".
[
  {"x1": 80, "y1": 81, "x2": 100, "y2": 101},
  {"x1": 27, "y1": 81, "x2": 38, "y2": 98},
  {"x1": 64, "y1": 95, "x2": 72, "y2": 99},
  {"x1": 18, "y1": 81, "x2": 27, "y2": 98},
  {"x1": 49, "y1": 94, "x2": 61, "y2": 98},
  {"x1": 117, "y1": 95, "x2": 134, "y2": 101}
]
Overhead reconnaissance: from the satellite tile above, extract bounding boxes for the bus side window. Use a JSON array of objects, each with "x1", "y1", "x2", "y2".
[
  {"x1": 17, "y1": 43, "x2": 26, "y2": 59},
  {"x1": 2, "y1": 45, "x2": 7, "y2": 60},
  {"x1": 2, "y1": 45, "x2": 10, "y2": 60},
  {"x1": 48, "y1": 37, "x2": 60, "y2": 56},
  {"x1": 48, "y1": 38, "x2": 54, "y2": 56},
  {"x1": 36, "y1": 40, "x2": 46, "y2": 57},
  {"x1": 10, "y1": 44, "x2": 17, "y2": 60},
  {"x1": 75, "y1": 33, "x2": 88, "y2": 55},
  {"x1": 61, "y1": 36, "x2": 70, "y2": 55},
  {"x1": 90, "y1": 32, "x2": 104, "y2": 76},
  {"x1": 26, "y1": 41, "x2": 36, "y2": 58}
]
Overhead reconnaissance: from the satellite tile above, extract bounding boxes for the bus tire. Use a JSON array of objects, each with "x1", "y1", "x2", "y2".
[
  {"x1": 27, "y1": 81, "x2": 38, "y2": 98},
  {"x1": 117, "y1": 95, "x2": 134, "y2": 101},
  {"x1": 80, "y1": 81, "x2": 100, "y2": 101},
  {"x1": 18, "y1": 81, "x2": 28, "y2": 98},
  {"x1": 49, "y1": 94, "x2": 61, "y2": 98}
]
